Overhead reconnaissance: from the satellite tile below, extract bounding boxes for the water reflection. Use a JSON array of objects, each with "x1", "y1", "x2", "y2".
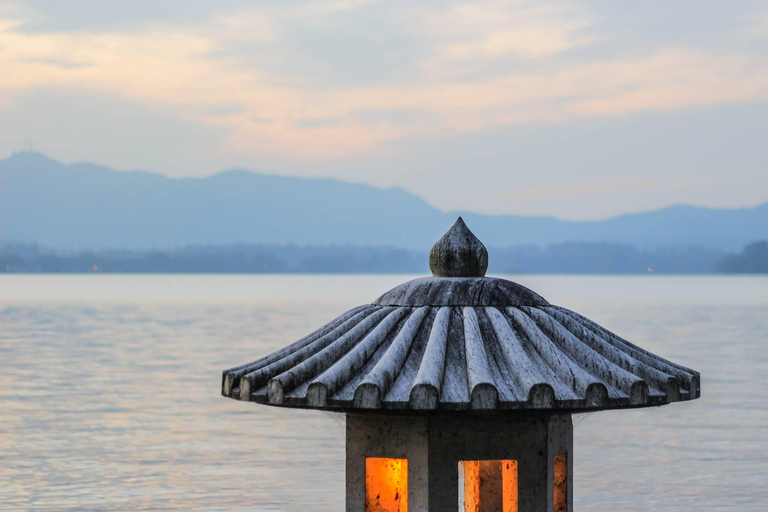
[{"x1": 1, "y1": 275, "x2": 767, "y2": 511}]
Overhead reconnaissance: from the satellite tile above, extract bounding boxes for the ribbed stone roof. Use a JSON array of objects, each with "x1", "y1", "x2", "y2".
[{"x1": 222, "y1": 218, "x2": 700, "y2": 413}]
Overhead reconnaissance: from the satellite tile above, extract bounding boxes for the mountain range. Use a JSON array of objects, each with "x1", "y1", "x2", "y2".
[{"x1": 1, "y1": 152, "x2": 766, "y2": 251}]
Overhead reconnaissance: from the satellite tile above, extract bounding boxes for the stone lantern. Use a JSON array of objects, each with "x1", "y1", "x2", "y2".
[{"x1": 222, "y1": 218, "x2": 700, "y2": 512}]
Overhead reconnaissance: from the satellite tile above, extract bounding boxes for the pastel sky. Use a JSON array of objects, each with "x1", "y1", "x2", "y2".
[{"x1": 1, "y1": 0, "x2": 767, "y2": 219}]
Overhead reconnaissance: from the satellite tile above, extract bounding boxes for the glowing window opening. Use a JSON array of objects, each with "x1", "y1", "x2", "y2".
[
  {"x1": 459, "y1": 460, "x2": 518, "y2": 512},
  {"x1": 554, "y1": 453, "x2": 567, "y2": 512},
  {"x1": 366, "y1": 457, "x2": 408, "y2": 512}
]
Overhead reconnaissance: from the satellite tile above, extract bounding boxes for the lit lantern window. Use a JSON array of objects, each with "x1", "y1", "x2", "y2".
[
  {"x1": 366, "y1": 457, "x2": 408, "y2": 512},
  {"x1": 459, "y1": 460, "x2": 518, "y2": 512},
  {"x1": 554, "y1": 453, "x2": 567, "y2": 512}
]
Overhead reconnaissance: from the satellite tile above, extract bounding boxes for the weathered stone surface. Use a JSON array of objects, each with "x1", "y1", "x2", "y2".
[
  {"x1": 373, "y1": 276, "x2": 547, "y2": 307},
  {"x1": 346, "y1": 413, "x2": 573, "y2": 512},
  {"x1": 222, "y1": 302, "x2": 700, "y2": 413},
  {"x1": 221, "y1": 217, "x2": 701, "y2": 413},
  {"x1": 429, "y1": 217, "x2": 488, "y2": 277}
]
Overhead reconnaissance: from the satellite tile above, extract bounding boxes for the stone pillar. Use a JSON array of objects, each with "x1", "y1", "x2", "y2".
[
  {"x1": 346, "y1": 413, "x2": 573, "y2": 512},
  {"x1": 346, "y1": 415, "x2": 430, "y2": 512}
]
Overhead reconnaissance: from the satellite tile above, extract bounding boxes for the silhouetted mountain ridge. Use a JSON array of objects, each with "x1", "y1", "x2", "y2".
[{"x1": 2, "y1": 152, "x2": 766, "y2": 251}]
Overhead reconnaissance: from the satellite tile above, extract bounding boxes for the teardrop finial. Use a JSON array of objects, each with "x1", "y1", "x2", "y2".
[{"x1": 429, "y1": 217, "x2": 488, "y2": 277}]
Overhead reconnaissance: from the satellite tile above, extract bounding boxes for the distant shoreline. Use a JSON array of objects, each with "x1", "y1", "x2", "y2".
[
  {"x1": 3, "y1": 271, "x2": 746, "y2": 275},
  {"x1": 2, "y1": 240, "x2": 765, "y2": 274}
]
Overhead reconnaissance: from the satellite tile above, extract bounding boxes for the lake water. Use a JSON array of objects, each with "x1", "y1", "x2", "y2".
[{"x1": 1, "y1": 274, "x2": 767, "y2": 511}]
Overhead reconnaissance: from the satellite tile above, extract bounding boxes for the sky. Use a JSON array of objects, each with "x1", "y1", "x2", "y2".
[{"x1": 1, "y1": 0, "x2": 767, "y2": 220}]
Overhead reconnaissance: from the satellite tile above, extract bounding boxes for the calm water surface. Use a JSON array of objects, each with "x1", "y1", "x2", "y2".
[{"x1": 1, "y1": 275, "x2": 767, "y2": 511}]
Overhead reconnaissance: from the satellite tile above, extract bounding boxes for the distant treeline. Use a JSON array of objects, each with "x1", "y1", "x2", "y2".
[
  {"x1": 492, "y1": 243, "x2": 725, "y2": 274},
  {"x1": 0, "y1": 244, "x2": 425, "y2": 274},
  {"x1": 715, "y1": 241, "x2": 768, "y2": 273},
  {"x1": 2, "y1": 241, "x2": 762, "y2": 274}
]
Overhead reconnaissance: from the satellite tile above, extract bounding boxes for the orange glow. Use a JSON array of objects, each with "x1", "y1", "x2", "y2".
[
  {"x1": 554, "y1": 453, "x2": 567, "y2": 512},
  {"x1": 366, "y1": 457, "x2": 408, "y2": 512},
  {"x1": 461, "y1": 460, "x2": 518, "y2": 512}
]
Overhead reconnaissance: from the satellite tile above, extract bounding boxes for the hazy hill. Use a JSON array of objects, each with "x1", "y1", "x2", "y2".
[
  {"x1": 0, "y1": 152, "x2": 443, "y2": 250},
  {"x1": 1, "y1": 152, "x2": 766, "y2": 251}
]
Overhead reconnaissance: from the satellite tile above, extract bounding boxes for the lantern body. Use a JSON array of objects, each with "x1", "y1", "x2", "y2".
[
  {"x1": 222, "y1": 218, "x2": 700, "y2": 510},
  {"x1": 346, "y1": 413, "x2": 573, "y2": 512}
]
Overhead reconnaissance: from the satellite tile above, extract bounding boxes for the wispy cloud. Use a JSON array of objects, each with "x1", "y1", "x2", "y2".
[
  {"x1": 1, "y1": 0, "x2": 768, "y2": 160},
  {"x1": 408, "y1": 0, "x2": 595, "y2": 68},
  {"x1": 740, "y1": 11, "x2": 768, "y2": 42}
]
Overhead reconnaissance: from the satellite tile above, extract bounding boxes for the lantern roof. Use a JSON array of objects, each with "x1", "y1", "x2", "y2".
[{"x1": 222, "y1": 218, "x2": 700, "y2": 413}]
